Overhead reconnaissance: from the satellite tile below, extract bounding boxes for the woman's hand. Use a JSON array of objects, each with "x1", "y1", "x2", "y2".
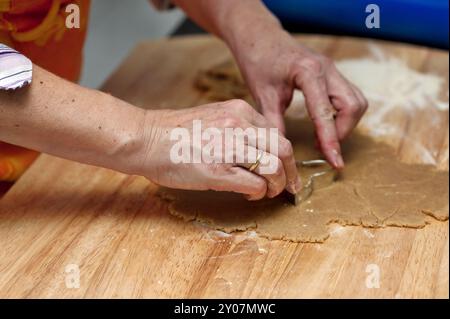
[
  {"x1": 173, "y1": 0, "x2": 368, "y2": 169},
  {"x1": 137, "y1": 99, "x2": 301, "y2": 200},
  {"x1": 0, "y1": 66, "x2": 299, "y2": 200},
  {"x1": 231, "y1": 30, "x2": 368, "y2": 169}
]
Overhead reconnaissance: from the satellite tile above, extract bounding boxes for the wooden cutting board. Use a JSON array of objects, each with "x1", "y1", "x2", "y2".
[{"x1": 0, "y1": 35, "x2": 448, "y2": 298}]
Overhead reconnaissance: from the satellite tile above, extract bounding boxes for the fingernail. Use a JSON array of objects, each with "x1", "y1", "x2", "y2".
[
  {"x1": 295, "y1": 176, "x2": 302, "y2": 192},
  {"x1": 288, "y1": 177, "x2": 302, "y2": 194},
  {"x1": 332, "y1": 149, "x2": 345, "y2": 169},
  {"x1": 267, "y1": 190, "x2": 277, "y2": 199}
]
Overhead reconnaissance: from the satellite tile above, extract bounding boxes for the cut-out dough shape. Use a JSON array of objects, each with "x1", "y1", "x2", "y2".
[{"x1": 160, "y1": 120, "x2": 449, "y2": 243}]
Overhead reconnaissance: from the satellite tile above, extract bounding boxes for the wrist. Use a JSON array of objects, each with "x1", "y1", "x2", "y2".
[
  {"x1": 94, "y1": 94, "x2": 149, "y2": 176},
  {"x1": 120, "y1": 108, "x2": 168, "y2": 178},
  {"x1": 218, "y1": 1, "x2": 283, "y2": 56}
]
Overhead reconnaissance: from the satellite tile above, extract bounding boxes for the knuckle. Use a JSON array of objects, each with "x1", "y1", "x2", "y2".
[
  {"x1": 222, "y1": 116, "x2": 240, "y2": 128},
  {"x1": 346, "y1": 100, "x2": 361, "y2": 114},
  {"x1": 230, "y1": 99, "x2": 252, "y2": 113},
  {"x1": 267, "y1": 176, "x2": 285, "y2": 197},
  {"x1": 279, "y1": 139, "x2": 294, "y2": 160},
  {"x1": 313, "y1": 106, "x2": 336, "y2": 122},
  {"x1": 362, "y1": 97, "x2": 369, "y2": 112},
  {"x1": 273, "y1": 159, "x2": 285, "y2": 178},
  {"x1": 299, "y1": 57, "x2": 323, "y2": 73},
  {"x1": 253, "y1": 180, "x2": 267, "y2": 195},
  {"x1": 217, "y1": 101, "x2": 229, "y2": 110},
  {"x1": 320, "y1": 56, "x2": 333, "y2": 67}
]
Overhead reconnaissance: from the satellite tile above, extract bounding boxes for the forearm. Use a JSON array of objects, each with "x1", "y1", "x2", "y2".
[
  {"x1": 0, "y1": 65, "x2": 147, "y2": 175},
  {"x1": 173, "y1": 0, "x2": 283, "y2": 51}
]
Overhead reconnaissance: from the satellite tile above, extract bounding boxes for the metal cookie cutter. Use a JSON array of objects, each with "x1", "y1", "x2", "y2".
[{"x1": 286, "y1": 159, "x2": 339, "y2": 206}]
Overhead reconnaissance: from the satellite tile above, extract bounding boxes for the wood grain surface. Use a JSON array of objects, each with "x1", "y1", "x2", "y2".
[{"x1": 0, "y1": 35, "x2": 448, "y2": 298}]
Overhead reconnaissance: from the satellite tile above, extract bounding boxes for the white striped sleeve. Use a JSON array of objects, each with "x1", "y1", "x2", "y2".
[{"x1": 0, "y1": 44, "x2": 33, "y2": 91}]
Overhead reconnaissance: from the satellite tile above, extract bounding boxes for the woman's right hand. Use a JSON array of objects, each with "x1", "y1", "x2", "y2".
[
  {"x1": 0, "y1": 65, "x2": 298, "y2": 199},
  {"x1": 136, "y1": 99, "x2": 301, "y2": 200}
]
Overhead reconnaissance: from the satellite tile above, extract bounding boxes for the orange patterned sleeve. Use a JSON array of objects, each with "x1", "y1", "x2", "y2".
[{"x1": 0, "y1": 0, "x2": 90, "y2": 182}]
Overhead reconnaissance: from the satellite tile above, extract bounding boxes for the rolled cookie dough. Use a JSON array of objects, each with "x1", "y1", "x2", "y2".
[{"x1": 161, "y1": 120, "x2": 449, "y2": 243}]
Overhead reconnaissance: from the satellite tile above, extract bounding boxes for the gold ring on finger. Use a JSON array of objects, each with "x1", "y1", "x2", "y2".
[{"x1": 248, "y1": 151, "x2": 264, "y2": 173}]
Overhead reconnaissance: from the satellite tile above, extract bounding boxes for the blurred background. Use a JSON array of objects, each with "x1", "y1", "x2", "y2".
[
  {"x1": 80, "y1": 0, "x2": 184, "y2": 88},
  {"x1": 81, "y1": 0, "x2": 449, "y2": 89}
]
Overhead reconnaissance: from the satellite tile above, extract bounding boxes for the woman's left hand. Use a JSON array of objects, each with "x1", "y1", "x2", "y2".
[{"x1": 231, "y1": 30, "x2": 368, "y2": 169}]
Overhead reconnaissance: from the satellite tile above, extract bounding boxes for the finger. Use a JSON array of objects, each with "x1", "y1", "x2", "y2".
[
  {"x1": 207, "y1": 108, "x2": 297, "y2": 196},
  {"x1": 238, "y1": 147, "x2": 287, "y2": 198},
  {"x1": 257, "y1": 87, "x2": 287, "y2": 134},
  {"x1": 269, "y1": 134, "x2": 301, "y2": 195},
  {"x1": 261, "y1": 109, "x2": 286, "y2": 136},
  {"x1": 295, "y1": 73, "x2": 344, "y2": 169},
  {"x1": 209, "y1": 166, "x2": 267, "y2": 200},
  {"x1": 314, "y1": 131, "x2": 321, "y2": 151},
  {"x1": 351, "y1": 83, "x2": 369, "y2": 114},
  {"x1": 234, "y1": 124, "x2": 301, "y2": 194},
  {"x1": 326, "y1": 70, "x2": 366, "y2": 140},
  {"x1": 251, "y1": 108, "x2": 280, "y2": 130}
]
